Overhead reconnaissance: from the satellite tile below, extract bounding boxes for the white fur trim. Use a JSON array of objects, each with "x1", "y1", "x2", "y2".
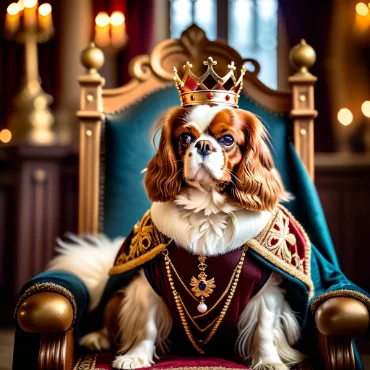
[
  {"x1": 47, "y1": 233, "x2": 124, "y2": 312},
  {"x1": 151, "y1": 188, "x2": 271, "y2": 256}
]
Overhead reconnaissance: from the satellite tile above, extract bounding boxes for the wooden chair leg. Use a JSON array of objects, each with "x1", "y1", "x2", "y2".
[
  {"x1": 318, "y1": 332, "x2": 355, "y2": 370},
  {"x1": 38, "y1": 330, "x2": 75, "y2": 370}
]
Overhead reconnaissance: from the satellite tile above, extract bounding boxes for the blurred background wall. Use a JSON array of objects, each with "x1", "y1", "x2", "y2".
[{"x1": 0, "y1": 0, "x2": 369, "y2": 337}]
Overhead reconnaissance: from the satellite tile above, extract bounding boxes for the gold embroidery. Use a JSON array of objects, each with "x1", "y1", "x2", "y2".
[
  {"x1": 109, "y1": 243, "x2": 170, "y2": 275},
  {"x1": 266, "y1": 211, "x2": 296, "y2": 263},
  {"x1": 73, "y1": 353, "x2": 97, "y2": 370},
  {"x1": 115, "y1": 210, "x2": 154, "y2": 265},
  {"x1": 15, "y1": 282, "x2": 77, "y2": 326},
  {"x1": 247, "y1": 239, "x2": 314, "y2": 297},
  {"x1": 292, "y1": 253, "x2": 304, "y2": 273},
  {"x1": 310, "y1": 289, "x2": 370, "y2": 314},
  {"x1": 248, "y1": 206, "x2": 313, "y2": 297},
  {"x1": 279, "y1": 205, "x2": 312, "y2": 280},
  {"x1": 109, "y1": 210, "x2": 173, "y2": 275}
]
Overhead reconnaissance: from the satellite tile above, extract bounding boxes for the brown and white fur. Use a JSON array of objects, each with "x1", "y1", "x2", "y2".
[{"x1": 48, "y1": 106, "x2": 304, "y2": 369}]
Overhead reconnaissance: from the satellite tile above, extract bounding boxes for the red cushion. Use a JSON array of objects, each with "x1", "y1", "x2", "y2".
[{"x1": 75, "y1": 352, "x2": 251, "y2": 370}]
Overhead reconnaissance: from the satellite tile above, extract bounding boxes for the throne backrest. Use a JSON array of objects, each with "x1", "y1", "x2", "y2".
[{"x1": 77, "y1": 25, "x2": 317, "y2": 238}]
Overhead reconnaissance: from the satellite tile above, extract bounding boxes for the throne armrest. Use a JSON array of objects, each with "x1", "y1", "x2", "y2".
[
  {"x1": 13, "y1": 271, "x2": 89, "y2": 370},
  {"x1": 314, "y1": 297, "x2": 369, "y2": 370},
  {"x1": 17, "y1": 292, "x2": 73, "y2": 333},
  {"x1": 315, "y1": 297, "x2": 369, "y2": 336}
]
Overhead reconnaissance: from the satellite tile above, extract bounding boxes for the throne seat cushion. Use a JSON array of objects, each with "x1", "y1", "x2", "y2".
[
  {"x1": 75, "y1": 353, "x2": 251, "y2": 370},
  {"x1": 74, "y1": 352, "x2": 313, "y2": 370}
]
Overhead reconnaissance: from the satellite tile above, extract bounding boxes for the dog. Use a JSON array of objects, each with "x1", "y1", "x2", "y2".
[{"x1": 49, "y1": 105, "x2": 305, "y2": 370}]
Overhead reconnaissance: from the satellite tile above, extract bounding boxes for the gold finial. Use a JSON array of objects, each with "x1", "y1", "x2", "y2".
[
  {"x1": 289, "y1": 39, "x2": 316, "y2": 74},
  {"x1": 80, "y1": 42, "x2": 105, "y2": 74}
]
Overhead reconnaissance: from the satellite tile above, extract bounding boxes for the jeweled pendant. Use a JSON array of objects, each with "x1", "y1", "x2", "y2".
[{"x1": 197, "y1": 302, "x2": 207, "y2": 313}]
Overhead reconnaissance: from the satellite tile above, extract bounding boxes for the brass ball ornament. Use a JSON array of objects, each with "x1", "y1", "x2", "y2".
[
  {"x1": 80, "y1": 42, "x2": 105, "y2": 73},
  {"x1": 289, "y1": 39, "x2": 316, "y2": 73}
]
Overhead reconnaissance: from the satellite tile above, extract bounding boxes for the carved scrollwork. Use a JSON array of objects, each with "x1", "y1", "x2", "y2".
[
  {"x1": 243, "y1": 58, "x2": 261, "y2": 77},
  {"x1": 129, "y1": 55, "x2": 152, "y2": 81}
]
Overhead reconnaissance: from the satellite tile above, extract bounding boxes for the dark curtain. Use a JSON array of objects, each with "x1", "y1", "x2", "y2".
[
  {"x1": 279, "y1": 0, "x2": 335, "y2": 152},
  {"x1": 0, "y1": 0, "x2": 62, "y2": 131},
  {"x1": 92, "y1": 0, "x2": 155, "y2": 85}
]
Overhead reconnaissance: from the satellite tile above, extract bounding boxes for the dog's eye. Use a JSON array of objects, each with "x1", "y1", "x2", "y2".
[
  {"x1": 218, "y1": 135, "x2": 234, "y2": 146},
  {"x1": 179, "y1": 133, "x2": 192, "y2": 145}
]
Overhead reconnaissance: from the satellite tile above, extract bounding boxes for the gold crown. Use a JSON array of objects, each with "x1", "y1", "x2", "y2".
[{"x1": 173, "y1": 56, "x2": 246, "y2": 108}]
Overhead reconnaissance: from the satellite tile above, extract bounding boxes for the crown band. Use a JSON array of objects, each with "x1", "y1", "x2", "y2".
[
  {"x1": 181, "y1": 90, "x2": 238, "y2": 108},
  {"x1": 174, "y1": 57, "x2": 245, "y2": 108}
]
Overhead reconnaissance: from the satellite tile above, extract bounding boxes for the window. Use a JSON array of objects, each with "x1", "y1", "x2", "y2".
[{"x1": 169, "y1": 0, "x2": 278, "y2": 89}]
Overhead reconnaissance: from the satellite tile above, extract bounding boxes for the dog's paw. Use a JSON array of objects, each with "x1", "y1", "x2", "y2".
[
  {"x1": 112, "y1": 354, "x2": 154, "y2": 369},
  {"x1": 80, "y1": 329, "x2": 111, "y2": 352},
  {"x1": 253, "y1": 363, "x2": 289, "y2": 370}
]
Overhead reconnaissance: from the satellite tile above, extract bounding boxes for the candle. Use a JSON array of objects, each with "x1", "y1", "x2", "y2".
[
  {"x1": 110, "y1": 11, "x2": 126, "y2": 48},
  {"x1": 5, "y1": 3, "x2": 20, "y2": 35},
  {"x1": 38, "y1": 3, "x2": 53, "y2": 33},
  {"x1": 24, "y1": 0, "x2": 38, "y2": 29},
  {"x1": 95, "y1": 12, "x2": 110, "y2": 47}
]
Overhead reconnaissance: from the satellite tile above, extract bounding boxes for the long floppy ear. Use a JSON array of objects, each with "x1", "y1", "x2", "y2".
[
  {"x1": 144, "y1": 107, "x2": 186, "y2": 202},
  {"x1": 231, "y1": 110, "x2": 286, "y2": 211}
]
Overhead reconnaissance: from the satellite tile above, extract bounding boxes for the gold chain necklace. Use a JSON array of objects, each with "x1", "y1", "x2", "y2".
[{"x1": 162, "y1": 247, "x2": 247, "y2": 354}]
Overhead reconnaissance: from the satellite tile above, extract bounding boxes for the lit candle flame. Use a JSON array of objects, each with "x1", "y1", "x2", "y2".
[
  {"x1": 110, "y1": 11, "x2": 125, "y2": 26},
  {"x1": 24, "y1": 0, "x2": 38, "y2": 8},
  {"x1": 7, "y1": 3, "x2": 20, "y2": 15},
  {"x1": 38, "y1": 3, "x2": 51, "y2": 16}
]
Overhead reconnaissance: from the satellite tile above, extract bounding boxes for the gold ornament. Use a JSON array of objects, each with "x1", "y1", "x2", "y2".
[{"x1": 173, "y1": 57, "x2": 245, "y2": 108}]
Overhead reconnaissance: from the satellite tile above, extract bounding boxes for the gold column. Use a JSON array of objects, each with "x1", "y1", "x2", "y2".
[
  {"x1": 289, "y1": 40, "x2": 318, "y2": 180},
  {"x1": 77, "y1": 43, "x2": 105, "y2": 234}
]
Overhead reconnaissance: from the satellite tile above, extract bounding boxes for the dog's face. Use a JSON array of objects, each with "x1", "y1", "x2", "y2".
[{"x1": 144, "y1": 105, "x2": 285, "y2": 211}]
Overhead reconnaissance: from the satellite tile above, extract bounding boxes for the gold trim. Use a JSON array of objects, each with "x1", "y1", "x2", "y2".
[
  {"x1": 109, "y1": 242, "x2": 171, "y2": 275},
  {"x1": 310, "y1": 289, "x2": 370, "y2": 314},
  {"x1": 154, "y1": 368, "x2": 246, "y2": 370},
  {"x1": 15, "y1": 282, "x2": 77, "y2": 325},
  {"x1": 74, "y1": 353, "x2": 97, "y2": 370},
  {"x1": 248, "y1": 205, "x2": 313, "y2": 297}
]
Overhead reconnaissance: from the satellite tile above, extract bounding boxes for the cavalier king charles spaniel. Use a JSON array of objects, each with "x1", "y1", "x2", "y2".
[{"x1": 68, "y1": 105, "x2": 304, "y2": 369}]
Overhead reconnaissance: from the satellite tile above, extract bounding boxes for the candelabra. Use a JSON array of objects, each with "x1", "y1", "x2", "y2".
[{"x1": 4, "y1": 0, "x2": 55, "y2": 145}]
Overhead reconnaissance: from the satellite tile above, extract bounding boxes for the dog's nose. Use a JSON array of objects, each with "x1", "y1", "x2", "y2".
[{"x1": 195, "y1": 140, "x2": 214, "y2": 156}]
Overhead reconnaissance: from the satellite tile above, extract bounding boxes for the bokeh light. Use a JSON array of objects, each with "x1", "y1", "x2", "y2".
[
  {"x1": 7, "y1": 3, "x2": 20, "y2": 15},
  {"x1": 337, "y1": 108, "x2": 353, "y2": 126},
  {"x1": 95, "y1": 12, "x2": 110, "y2": 27},
  {"x1": 361, "y1": 101, "x2": 370, "y2": 117},
  {"x1": 24, "y1": 0, "x2": 37, "y2": 9},
  {"x1": 356, "y1": 2, "x2": 369, "y2": 16},
  {"x1": 0, "y1": 129, "x2": 12, "y2": 144},
  {"x1": 110, "y1": 11, "x2": 125, "y2": 26},
  {"x1": 38, "y1": 3, "x2": 52, "y2": 16}
]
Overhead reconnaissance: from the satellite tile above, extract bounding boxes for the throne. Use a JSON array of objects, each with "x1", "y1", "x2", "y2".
[{"x1": 13, "y1": 26, "x2": 369, "y2": 370}]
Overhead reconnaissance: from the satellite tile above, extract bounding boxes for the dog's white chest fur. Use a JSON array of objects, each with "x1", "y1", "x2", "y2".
[{"x1": 151, "y1": 188, "x2": 271, "y2": 256}]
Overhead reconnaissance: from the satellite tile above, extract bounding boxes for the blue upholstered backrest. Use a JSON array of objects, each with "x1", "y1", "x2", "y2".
[{"x1": 102, "y1": 86, "x2": 291, "y2": 238}]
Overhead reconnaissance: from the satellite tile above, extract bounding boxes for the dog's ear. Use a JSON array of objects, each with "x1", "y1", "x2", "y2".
[
  {"x1": 231, "y1": 110, "x2": 286, "y2": 211},
  {"x1": 144, "y1": 107, "x2": 185, "y2": 202}
]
